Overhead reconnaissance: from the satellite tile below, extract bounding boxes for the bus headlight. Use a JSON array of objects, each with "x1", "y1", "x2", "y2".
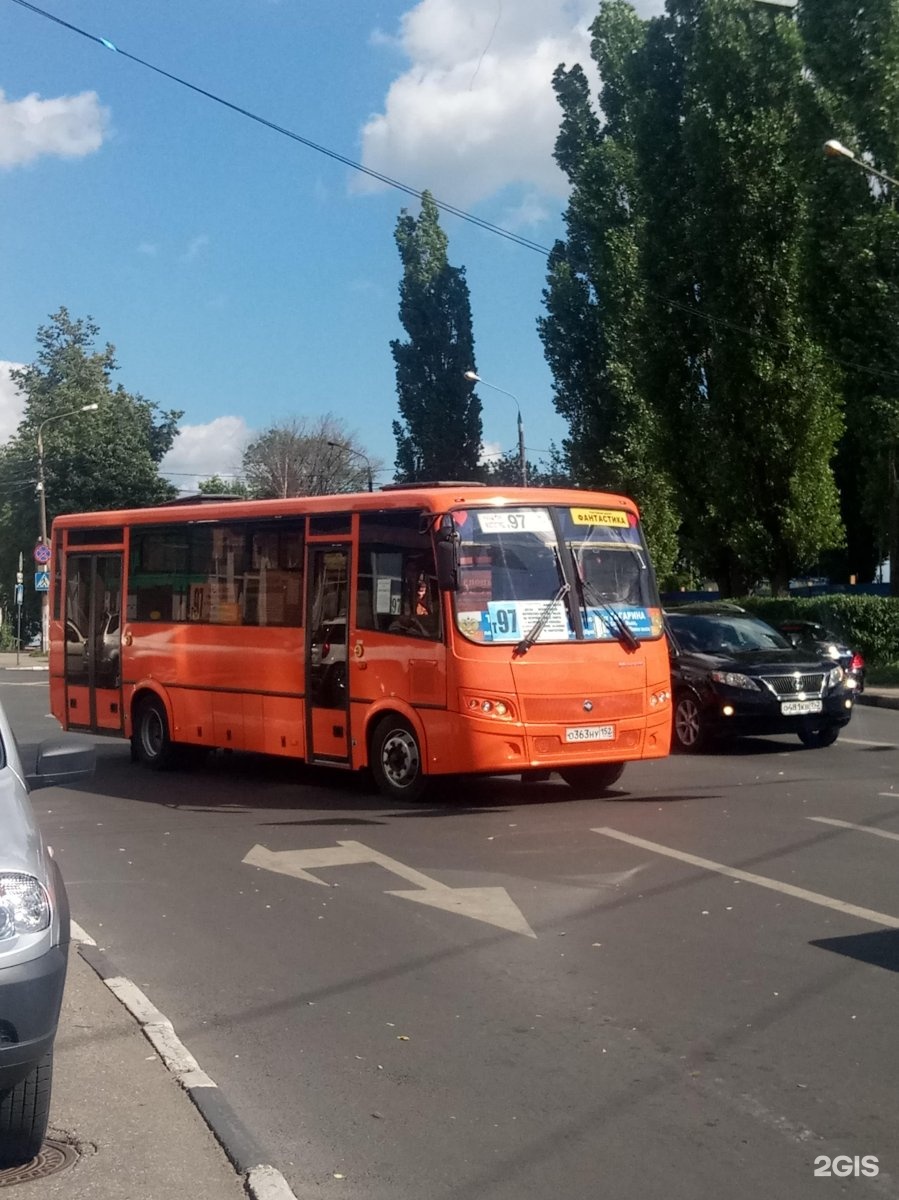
[
  {"x1": 649, "y1": 689, "x2": 670, "y2": 707},
  {"x1": 462, "y1": 693, "x2": 516, "y2": 720}
]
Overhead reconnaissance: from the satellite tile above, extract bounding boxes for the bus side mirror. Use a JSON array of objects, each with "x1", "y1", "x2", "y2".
[{"x1": 435, "y1": 516, "x2": 459, "y2": 591}]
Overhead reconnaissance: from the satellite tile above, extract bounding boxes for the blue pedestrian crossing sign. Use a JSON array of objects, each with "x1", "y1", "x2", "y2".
[{"x1": 34, "y1": 571, "x2": 50, "y2": 592}]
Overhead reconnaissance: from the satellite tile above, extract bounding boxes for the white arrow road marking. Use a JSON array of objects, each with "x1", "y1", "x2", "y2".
[
  {"x1": 810, "y1": 816, "x2": 899, "y2": 842},
  {"x1": 592, "y1": 827, "x2": 899, "y2": 929},
  {"x1": 243, "y1": 840, "x2": 536, "y2": 938}
]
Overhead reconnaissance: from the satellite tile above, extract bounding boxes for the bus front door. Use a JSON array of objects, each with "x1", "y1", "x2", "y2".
[
  {"x1": 64, "y1": 553, "x2": 123, "y2": 733},
  {"x1": 306, "y1": 546, "x2": 350, "y2": 764}
]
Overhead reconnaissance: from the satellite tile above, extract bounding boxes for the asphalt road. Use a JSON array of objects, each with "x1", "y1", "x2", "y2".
[{"x1": 6, "y1": 677, "x2": 898, "y2": 1200}]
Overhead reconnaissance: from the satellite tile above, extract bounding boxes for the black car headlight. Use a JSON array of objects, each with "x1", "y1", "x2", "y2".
[
  {"x1": 710, "y1": 670, "x2": 759, "y2": 691},
  {"x1": 0, "y1": 873, "x2": 51, "y2": 942},
  {"x1": 825, "y1": 665, "x2": 845, "y2": 689}
]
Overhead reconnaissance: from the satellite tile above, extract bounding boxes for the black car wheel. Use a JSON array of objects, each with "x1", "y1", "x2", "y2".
[
  {"x1": 0, "y1": 1051, "x2": 53, "y2": 1168},
  {"x1": 673, "y1": 692, "x2": 709, "y2": 752},
  {"x1": 797, "y1": 724, "x2": 840, "y2": 749},
  {"x1": 559, "y1": 762, "x2": 625, "y2": 797}
]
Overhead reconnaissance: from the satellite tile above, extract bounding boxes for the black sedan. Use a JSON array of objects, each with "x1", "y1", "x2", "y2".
[
  {"x1": 774, "y1": 619, "x2": 866, "y2": 693},
  {"x1": 665, "y1": 606, "x2": 856, "y2": 752}
]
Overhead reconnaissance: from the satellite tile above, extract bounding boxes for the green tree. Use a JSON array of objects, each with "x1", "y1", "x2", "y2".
[
  {"x1": 197, "y1": 474, "x2": 250, "y2": 497},
  {"x1": 241, "y1": 415, "x2": 379, "y2": 497},
  {"x1": 391, "y1": 192, "x2": 483, "y2": 481},
  {"x1": 540, "y1": 4, "x2": 681, "y2": 582},
  {"x1": 543, "y1": 0, "x2": 846, "y2": 594},
  {"x1": 0, "y1": 309, "x2": 180, "y2": 623},
  {"x1": 801, "y1": 0, "x2": 899, "y2": 589}
]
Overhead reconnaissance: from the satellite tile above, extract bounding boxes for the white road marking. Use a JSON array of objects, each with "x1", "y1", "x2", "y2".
[
  {"x1": 70, "y1": 920, "x2": 96, "y2": 945},
  {"x1": 810, "y1": 816, "x2": 899, "y2": 842},
  {"x1": 592, "y1": 827, "x2": 899, "y2": 929},
  {"x1": 244, "y1": 840, "x2": 537, "y2": 937},
  {"x1": 839, "y1": 736, "x2": 897, "y2": 747},
  {"x1": 104, "y1": 976, "x2": 217, "y2": 1087}
]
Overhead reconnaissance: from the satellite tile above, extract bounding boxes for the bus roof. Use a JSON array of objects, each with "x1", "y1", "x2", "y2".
[{"x1": 51, "y1": 484, "x2": 641, "y2": 529}]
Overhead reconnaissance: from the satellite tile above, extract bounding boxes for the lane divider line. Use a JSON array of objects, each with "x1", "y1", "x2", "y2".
[
  {"x1": 809, "y1": 816, "x2": 899, "y2": 842},
  {"x1": 591, "y1": 827, "x2": 899, "y2": 929},
  {"x1": 75, "y1": 937, "x2": 299, "y2": 1200}
]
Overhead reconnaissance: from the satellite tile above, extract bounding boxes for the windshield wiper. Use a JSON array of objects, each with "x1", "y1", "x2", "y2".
[
  {"x1": 513, "y1": 548, "x2": 570, "y2": 657},
  {"x1": 568, "y1": 545, "x2": 641, "y2": 651}
]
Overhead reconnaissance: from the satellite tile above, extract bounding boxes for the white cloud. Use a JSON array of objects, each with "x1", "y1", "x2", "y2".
[
  {"x1": 360, "y1": 0, "x2": 664, "y2": 208},
  {"x1": 0, "y1": 363, "x2": 25, "y2": 441},
  {"x1": 0, "y1": 88, "x2": 108, "y2": 169},
  {"x1": 183, "y1": 234, "x2": 210, "y2": 262},
  {"x1": 479, "y1": 439, "x2": 504, "y2": 464},
  {"x1": 160, "y1": 416, "x2": 251, "y2": 493}
]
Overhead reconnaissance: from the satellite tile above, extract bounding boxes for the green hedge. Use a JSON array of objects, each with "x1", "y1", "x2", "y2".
[{"x1": 737, "y1": 594, "x2": 899, "y2": 668}]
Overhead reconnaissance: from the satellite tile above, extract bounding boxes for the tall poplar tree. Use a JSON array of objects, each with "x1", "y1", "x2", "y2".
[
  {"x1": 391, "y1": 192, "x2": 482, "y2": 482},
  {"x1": 543, "y1": 0, "x2": 846, "y2": 594},
  {"x1": 801, "y1": 0, "x2": 899, "y2": 589},
  {"x1": 540, "y1": 2, "x2": 681, "y2": 581}
]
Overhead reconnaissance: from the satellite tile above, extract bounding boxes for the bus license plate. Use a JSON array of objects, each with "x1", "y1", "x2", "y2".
[
  {"x1": 780, "y1": 700, "x2": 822, "y2": 716},
  {"x1": 566, "y1": 725, "x2": 615, "y2": 742}
]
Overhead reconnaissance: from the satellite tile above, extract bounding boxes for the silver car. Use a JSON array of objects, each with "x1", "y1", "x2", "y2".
[{"x1": 0, "y1": 706, "x2": 94, "y2": 1167}]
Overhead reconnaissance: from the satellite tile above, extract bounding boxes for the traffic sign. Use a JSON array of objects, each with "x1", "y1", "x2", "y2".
[
  {"x1": 34, "y1": 571, "x2": 50, "y2": 592},
  {"x1": 14, "y1": 585, "x2": 23, "y2": 607},
  {"x1": 34, "y1": 543, "x2": 51, "y2": 565}
]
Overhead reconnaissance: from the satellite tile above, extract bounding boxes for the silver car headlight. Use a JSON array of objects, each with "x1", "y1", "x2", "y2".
[
  {"x1": 825, "y1": 665, "x2": 845, "y2": 689},
  {"x1": 710, "y1": 670, "x2": 759, "y2": 691},
  {"x1": 0, "y1": 873, "x2": 51, "y2": 942}
]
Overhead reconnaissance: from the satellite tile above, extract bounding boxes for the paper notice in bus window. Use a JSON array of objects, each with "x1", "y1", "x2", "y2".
[
  {"x1": 570, "y1": 507, "x2": 631, "y2": 527},
  {"x1": 376, "y1": 577, "x2": 393, "y2": 614},
  {"x1": 476, "y1": 509, "x2": 553, "y2": 535}
]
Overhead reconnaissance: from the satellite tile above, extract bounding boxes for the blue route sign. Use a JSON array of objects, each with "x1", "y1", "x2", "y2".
[{"x1": 34, "y1": 571, "x2": 50, "y2": 592}]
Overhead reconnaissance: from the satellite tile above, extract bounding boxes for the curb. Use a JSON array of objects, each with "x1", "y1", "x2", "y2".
[
  {"x1": 855, "y1": 694, "x2": 899, "y2": 711},
  {"x1": 76, "y1": 941, "x2": 298, "y2": 1200}
]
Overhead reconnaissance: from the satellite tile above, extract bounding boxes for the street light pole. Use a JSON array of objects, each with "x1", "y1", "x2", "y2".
[
  {"x1": 35, "y1": 403, "x2": 99, "y2": 649},
  {"x1": 463, "y1": 371, "x2": 527, "y2": 486},
  {"x1": 824, "y1": 137, "x2": 899, "y2": 595},
  {"x1": 326, "y1": 441, "x2": 373, "y2": 492}
]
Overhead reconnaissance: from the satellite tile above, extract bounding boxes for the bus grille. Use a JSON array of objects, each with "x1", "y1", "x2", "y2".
[
  {"x1": 759, "y1": 672, "x2": 826, "y2": 698},
  {"x1": 521, "y1": 691, "x2": 644, "y2": 723}
]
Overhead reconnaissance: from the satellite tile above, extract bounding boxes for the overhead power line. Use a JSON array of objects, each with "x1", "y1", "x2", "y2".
[{"x1": 8, "y1": 0, "x2": 552, "y2": 256}]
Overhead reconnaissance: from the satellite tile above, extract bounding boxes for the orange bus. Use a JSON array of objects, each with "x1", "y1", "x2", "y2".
[{"x1": 49, "y1": 483, "x2": 671, "y2": 802}]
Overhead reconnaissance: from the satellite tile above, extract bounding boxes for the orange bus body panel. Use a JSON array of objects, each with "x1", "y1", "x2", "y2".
[{"x1": 49, "y1": 486, "x2": 672, "y2": 781}]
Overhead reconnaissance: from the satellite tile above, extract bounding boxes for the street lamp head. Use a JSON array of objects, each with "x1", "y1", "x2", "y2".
[
  {"x1": 824, "y1": 139, "x2": 855, "y2": 161},
  {"x1": 81, "y1": 403, "x2": 100, "y2": 413},
  {"x1": 463, "y1": 371, "x2": 480, "y2": 383}
]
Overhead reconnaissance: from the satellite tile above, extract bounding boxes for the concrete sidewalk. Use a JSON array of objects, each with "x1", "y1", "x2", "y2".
[{"x1": 5, "y1": 946, "x2": 250, "y2": 1199}]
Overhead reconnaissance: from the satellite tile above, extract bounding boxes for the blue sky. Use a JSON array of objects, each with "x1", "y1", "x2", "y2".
[{"x1": 0, "y1": 0, "x2": 661, "y2": 492}]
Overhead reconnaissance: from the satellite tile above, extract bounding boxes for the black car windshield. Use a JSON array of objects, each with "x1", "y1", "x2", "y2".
[{"x1": 668, "y1": 613, "x2": 791, "y2": 654}]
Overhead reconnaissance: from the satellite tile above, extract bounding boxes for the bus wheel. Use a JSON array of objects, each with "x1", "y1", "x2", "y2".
[
  {"x1": 371, "y1": 716, "x2": 427, "y2": 804},
  {"x1": 559, "y1": 762, "x2": 625, "y2": 798},
  {"x1": 133, "y1": 697, "x2": 177, "y2": 770}
]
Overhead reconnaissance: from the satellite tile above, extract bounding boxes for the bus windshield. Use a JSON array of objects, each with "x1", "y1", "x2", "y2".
[{"x1": 452, "y1": 504, "x2": 661, "y2": 645}]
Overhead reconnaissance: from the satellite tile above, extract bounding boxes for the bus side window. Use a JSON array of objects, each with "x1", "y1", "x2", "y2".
[{"x1": 358, "y1": 510, "x2": 440, "y2": 639}]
